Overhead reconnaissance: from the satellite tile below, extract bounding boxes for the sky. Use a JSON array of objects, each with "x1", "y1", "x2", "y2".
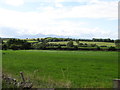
[{"x1": 0, "y1": 0, "x2": 118, "y2": 39}]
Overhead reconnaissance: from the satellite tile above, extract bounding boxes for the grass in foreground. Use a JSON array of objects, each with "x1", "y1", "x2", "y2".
[{"x1": 2, "y1": 50, "x2": 118, "y2": 88}]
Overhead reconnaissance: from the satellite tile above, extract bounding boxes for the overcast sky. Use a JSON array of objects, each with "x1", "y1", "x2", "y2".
[{"x1": 0, "y1": 0, "x2": 118, "y2": 39}]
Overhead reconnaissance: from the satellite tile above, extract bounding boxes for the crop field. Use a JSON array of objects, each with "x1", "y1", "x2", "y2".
[{"x1": 2, "y1": 50, "x2": 118, "y2": 88}]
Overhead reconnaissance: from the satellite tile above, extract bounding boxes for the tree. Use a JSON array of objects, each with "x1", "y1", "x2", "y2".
[
  {"x1": 2, "y1": 40, "x2": 4, "y2": 44},
  {"x1": 57, "y1": 44, "x2": 61, "y2": 49},
  {"x1": 2, "y1": 44, "x2": 8, "y2": 50},
  {"x1": 22, "y1": 42, "x2": 31, "y2": 49},
  {"x1": 67, "y1": 41, "x2": 74, "y2": 47},
  {"x1": 74, "y1": 45, "x2": 78, "y2": 50},
  {"x1": 32, "y1": 42, "x2": 47, "y2": 49},
  {"x1": 37, "y1": 38, "x2": 40, "y2": 42},
  {"x1": 108, "y1": 46, "x2": 116, "y2": 51},
  {"x1": 78, "y1": 43, "x2": 83, "y2": 47},
  {"x1": 96, "y1": 46, "x2": 100, "y2": 50},
  {"x1": 90, "y1": 44, "x2": 97, "y2": 47},
  {"x1": 6, "y1": 39, "x2": 31, "y2": 50},
  {"x1": 10, "y1": 44, "x2": 20, "y2": 50},
  {"x1": 114, "y1": 39, "x2": 120, "y2": 47}
]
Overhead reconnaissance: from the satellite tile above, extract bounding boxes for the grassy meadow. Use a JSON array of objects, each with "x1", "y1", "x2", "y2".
[{"x1": 2, "y1": 50, "x2": 118, "y2": 88}]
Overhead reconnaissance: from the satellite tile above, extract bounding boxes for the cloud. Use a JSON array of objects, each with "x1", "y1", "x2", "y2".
[
  {"x1": 0, "y1": 27, "x2": 19, "y2": 38},
  {"x1": 36, "y1": 0, "x2": 118, "y2": 19},
  {"x1": 63, "y1": 1, "x2": 117, "y2": 19},
  {"x1": 24, "y1": 0, "x2": 89, "y2": 3},
  {"x1": 3, "y1": 0, "x2": 24, "y2": 6},
  {"x1": 0, "y1": 0, "x2": 118, "y2": 39}
]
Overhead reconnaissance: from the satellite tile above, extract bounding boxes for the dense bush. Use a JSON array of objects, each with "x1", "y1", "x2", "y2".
[
  {"x1": 100, "y1": 46, "x2": 107, "y2": 47},
  {"x1": 67, "y1": 41, "x2": 74, "y2": 47},
  {"x1": 2, "y1": 39, "x2": 31, "y2": 50},
  {"x1": 2, "y1": 44, "x2": 8, "y2": 50},
  {"x1": 78, "y1": 43, "x2": 84, "y2": 46},
  {"x1": 90, "y1": 44, "x2": 97, "y2": 47},
  {"x1": 108, "y1": 46, "x2": 116, "y2": 51},
  {"x1": 74, "y1": 45, "x2": 78, "y2": 50},
  {"x1": 96, "y1": 46, "x2": 101, "y2": 50},
  {"x1": 32, "y1": 42, "x2": 47, "y2": 49},
  {"x1": 114, "y1": 39, "x2": 120, "y2": 47},
  {"x1": 9, "y1": 44, "x2": 22, "y2": 50}
]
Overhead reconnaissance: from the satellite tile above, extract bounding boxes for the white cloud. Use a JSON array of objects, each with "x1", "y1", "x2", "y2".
[
  {"x1": 24, "y1": 0, "x2": 90, "y2": 3},
  {"x1": 55, "y1": 2, "x2": 63, "y2": 7},
  {"x1": 36, "y1": 0, "x2": 118, "y2": 19},
  {"x1": 62, "y1": 1, "x2": 118, "y2": 19},
  {"x1": 0, "y1": 0, "x2": 118, "y2": 39},
  {"x1": 3, "y1": 0, "x2": 24, "y2": 6}
]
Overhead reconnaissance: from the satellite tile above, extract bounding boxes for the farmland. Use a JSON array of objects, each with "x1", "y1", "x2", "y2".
[
  {"x1": 2, "y1": 50, "x2": 118, "y2": 88},
  {"x1": 48, "y1": 41, "x2": 115, "y2": 47},
  {"x1": 3, "y1": 39, "x2": 115, "y2": 47},
  {"x1": 2, "y1": 39, "x2": 117, "y2": 51}
]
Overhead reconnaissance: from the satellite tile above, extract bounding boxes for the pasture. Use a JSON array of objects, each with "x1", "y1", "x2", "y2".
[
  {"x1": 48, "y1": 41, "x2": 115, "y2": 47},
  {"x1": 2, "y1": 50, "x2": 118, "y2": 88}
]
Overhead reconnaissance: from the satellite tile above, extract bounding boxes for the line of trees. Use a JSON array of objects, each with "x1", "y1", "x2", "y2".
[
  {"x1": 1, "y1": 38, "x2": 119, "y2": 51},
  {"x1": 2, "y1": 39, "x2": 31, "y2": 50},
  {"x1": 92, "y1": 38, "x2": 114, "y2": 42},
  {"x1": 34, "y1": 37, "x2": 114, "y2": 42}
]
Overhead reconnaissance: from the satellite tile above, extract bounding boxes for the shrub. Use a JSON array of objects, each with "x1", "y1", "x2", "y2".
[
  {"x1": 57, "y1": 45, "x2": 61, "y2": 49},
  {"x1": 67, "y1": 41, "x2": 74, "y2": 47},
  {"x1": 9, "y1": 44, "x2": 22, "y2": 50},
  {"x1": 2, "y1": 44, "x2": 8, "y2": 50},
  {"x1": 90, "y1": 44, "x2": 97, "y2": 47},
  {"x1": 74, "y1": 45, "x2": 78, "y2": 50},
  {"x1": 32, "y1": 42, "x2": 47, "y2": 49},
  {"x1": 114, "y1": 39, "x2": 120, "y2": 47},
  {"x1": 78, "y1": 43, "x2": 84, "y2": 47},
  {"x1": 96, "y1": 46, "x2": 101, "y2": 50},
  {"x1": 108, "y1": 46, "x2": 116, "y2": 51},
  {"x1": 100, "y1": 46, "x2": 107, "y2": 47}
]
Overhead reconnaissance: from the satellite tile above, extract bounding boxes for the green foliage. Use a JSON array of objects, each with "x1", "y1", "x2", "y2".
[
  {"x1": 9, "y1": 44, "x2": 22, "y2": 50},
  {"x1": 108, "y1": 46, "x2": 116, "y2": 51},
  {"x1": 32, "y1": 42, "x2": 47, "y2": 49},
  {"x1": 37, "y1": 38, "x2": 40, "y2": 42},
  {"x1": 90, "y1": 44, "x2": 97, "y2": 47},
  {"x1": 6, "y1": 39, "x2": 27, "y2": 45},
  {"x1": 1, "y1": 38, "x2": 117, "y2": 50},
  {"x1": 114, "y1": 39, "x2": 120, "y2": 47},
  {"x1": 78, "y1": 43, "x2": 83, "y2": 47},
  {"x1": 74, "y1": 45, "x2": 78, "y2": 50},
  {"x1": 2, "y1": 44, "x2": 8, "y2": 50},
  {"x1": 67, "y1": 41, "x2": 74, "y2": 47},
  {"x1": 3, "y1": 39, "x2": 31, "y2": 50},
  {"x1": 92, "y1": 38, "x2": 114, "y2": 42},
  {"x1": 96, "y1": 46, "x2": 100, "y2": 50},
  {"x1": 57, "y1": 44, "x2": 61, "y2": 49}
]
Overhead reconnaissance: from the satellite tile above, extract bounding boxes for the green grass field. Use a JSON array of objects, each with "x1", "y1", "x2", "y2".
[{"x1": 2, "y1": 50, "x2": 118, "y2": 88}]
